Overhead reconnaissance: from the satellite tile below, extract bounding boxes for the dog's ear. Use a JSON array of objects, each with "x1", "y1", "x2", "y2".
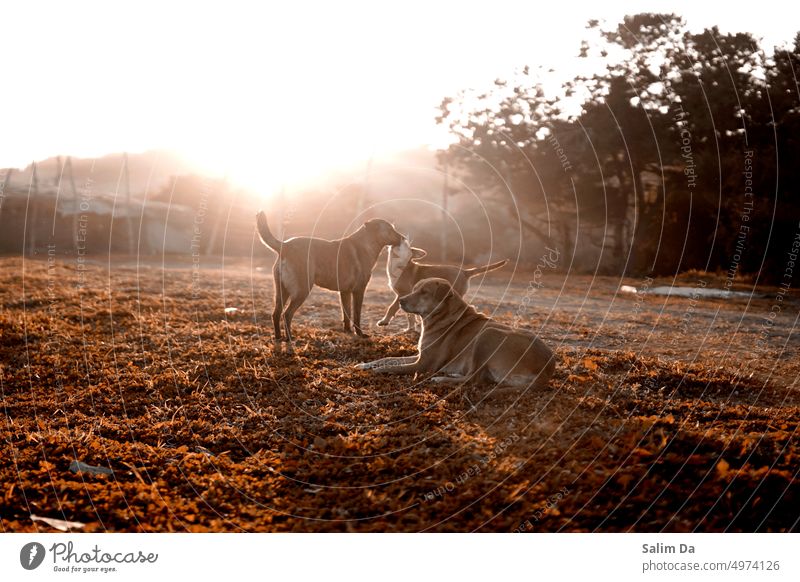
[
  {"x1": 411, "y1": 247, "x2": 427, "y2": 259},
  {"x1": 432, "y1": 279, "x2": 453, "y2": 301}
]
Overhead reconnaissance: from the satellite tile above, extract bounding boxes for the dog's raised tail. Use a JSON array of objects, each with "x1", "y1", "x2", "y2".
[
  {"x1": 256, "y1": 211, "x2": 283, "y2": 252},
  {"x1": 465, "y1": 259, "x2": 508, "y2": 277}
]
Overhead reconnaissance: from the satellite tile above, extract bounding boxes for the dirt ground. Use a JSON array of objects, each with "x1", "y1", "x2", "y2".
[{"x1": 1, "y1": 255, "x2": 798, "y2": 532}]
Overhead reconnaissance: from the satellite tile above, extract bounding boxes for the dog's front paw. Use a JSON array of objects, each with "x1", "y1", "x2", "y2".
[{"x1": 376, "y1": 319, "x2": 389, "y2": 326}]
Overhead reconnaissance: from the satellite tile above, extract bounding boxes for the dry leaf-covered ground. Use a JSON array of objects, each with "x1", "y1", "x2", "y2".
[{"x1": 1, "y1": 255, "x2": 798, "y2": 532}]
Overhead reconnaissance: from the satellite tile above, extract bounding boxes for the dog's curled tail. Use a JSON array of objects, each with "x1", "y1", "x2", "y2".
[
  {"x1": 256, "y1": 211, "x2": 283, "y2": 252},
  {"x1": 465, "y1": 259, "x2": 508, "y2": 277}
]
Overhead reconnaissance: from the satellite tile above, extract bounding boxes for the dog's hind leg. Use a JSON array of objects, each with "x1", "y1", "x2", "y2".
[
  {"x1": 272, "y1": 296, "x2": 285, "y2": 342},
  {"x1": 339, "y1": 291, "x2": 353, "y2": 333},
  {"x1": 271, "y1": 273, "x2": 287, "y2": 342},
  {"x1": 282, "y1": 287, "x2": 310, "y2": 347}
]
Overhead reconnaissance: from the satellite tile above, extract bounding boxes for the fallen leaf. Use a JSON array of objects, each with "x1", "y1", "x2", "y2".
[
  {"x1": 567, "y1": 374, "x2": 592, "y2": 383},
  {"x1": 716, "y1": 459, "x2": 730, "y2": 476},
  {"x1": 31, "y1": 514, "x2": 85, "y2": 532},
  {"x1": 69, "y1": 460, "x2": 113, "y2": 476}
]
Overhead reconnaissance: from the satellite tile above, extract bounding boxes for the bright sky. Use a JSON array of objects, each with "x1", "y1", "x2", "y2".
[{"x1": 2, "y1": 0, "x2": 798, "y2": 194}]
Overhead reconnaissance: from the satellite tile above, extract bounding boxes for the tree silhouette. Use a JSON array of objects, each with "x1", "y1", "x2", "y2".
[{"x1": 437, "y1": 13, "x2": 800, "y2": 279}]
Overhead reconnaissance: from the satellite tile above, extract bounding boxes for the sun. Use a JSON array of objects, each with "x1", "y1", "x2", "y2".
[{"x1": 179, "y1": 121, "x2": 401, "y2": 200}]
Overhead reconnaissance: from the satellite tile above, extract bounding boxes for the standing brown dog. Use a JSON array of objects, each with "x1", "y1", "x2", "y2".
[{"x1": 256, "y1": 211, "x2": 404, "y2": 345}]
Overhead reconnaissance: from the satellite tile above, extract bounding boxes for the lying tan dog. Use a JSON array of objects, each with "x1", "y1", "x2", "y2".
[
  {"x1": 358, "y1": 278, "x2": 555, "y2": 389},
  {"x1": 256, "y1": 211, "x2": 404, "y2": 345},
  {"x1": 377, "y1": 238, "x2": 508, "y2": 331}
]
